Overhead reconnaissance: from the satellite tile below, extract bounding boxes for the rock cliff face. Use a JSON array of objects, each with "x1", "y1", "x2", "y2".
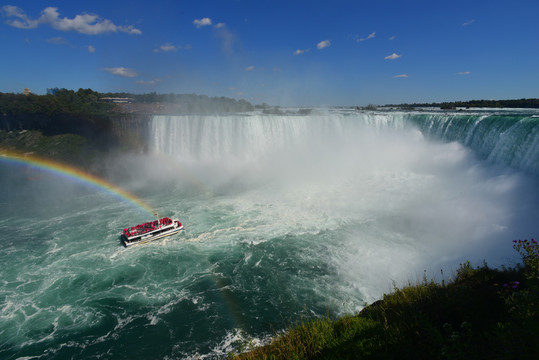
[
  {"x1": 109, "y1": 113, "x2": 152, "y2": 152},
  {"x1": 0, "y1": 112, "x2": 113, "y2": 141},
  {"x1": 0, "y1": 112, "x2": 73, "y2": 135},
  {"x1": 0, "y1": 110, "x2": 155, "y2": 153}
]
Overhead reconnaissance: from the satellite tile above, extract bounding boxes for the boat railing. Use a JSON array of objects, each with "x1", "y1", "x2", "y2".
[{"x1": 122, "y1": 217, "x2": 176, "y2": 238}]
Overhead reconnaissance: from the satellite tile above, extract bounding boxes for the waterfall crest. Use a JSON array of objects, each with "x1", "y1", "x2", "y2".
[
  {"x1": 149, "y1": 111, "x2": 539, "y2": 175},
  {"x1": 409, "y1": 113, "x2": 539, "y2": 175}
]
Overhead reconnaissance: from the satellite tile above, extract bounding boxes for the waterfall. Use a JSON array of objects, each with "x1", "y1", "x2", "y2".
[
  {"x1": 3, "y1": 109, "x2": 538, "y2": 359},
  {"x1": 148, "y1": 111, "x2": 408, "y2": 162},
  {"x1": 149, "y1": 110, "x2": 539, "y2": 176},
  {"x1": 409, "y1": 113, "x2": 539, "y2": 175}
]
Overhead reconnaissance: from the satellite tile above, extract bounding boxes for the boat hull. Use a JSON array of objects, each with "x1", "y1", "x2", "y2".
[{"x1": 121, "y1": 221, "x2": 184, "y2": 247}]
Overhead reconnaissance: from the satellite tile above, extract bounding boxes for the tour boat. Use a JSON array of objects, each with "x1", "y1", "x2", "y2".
[{"x1": 120, "y1": 217, "x2": 183, "y2": 247}]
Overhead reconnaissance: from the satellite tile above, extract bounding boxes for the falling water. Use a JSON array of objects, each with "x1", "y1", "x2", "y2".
[{"x1": 1, "y1": 109, "x2": 538, "y2": 359}]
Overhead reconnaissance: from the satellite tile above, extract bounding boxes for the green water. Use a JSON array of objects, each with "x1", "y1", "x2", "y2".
[
  {"x1": 0, "y1": 172, "x2": 361, "y2": 359},
  {"x1": 1, "y1": 110, "x2": 538, "y2": 359}
]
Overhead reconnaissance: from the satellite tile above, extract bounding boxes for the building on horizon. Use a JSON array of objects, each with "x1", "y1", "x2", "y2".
[
  {"x1": 47, "y1": 87, "x2": 59, "y2": 95},
  {"x1": 100, "y1": 97, "x2": 134, "y2": 103}
]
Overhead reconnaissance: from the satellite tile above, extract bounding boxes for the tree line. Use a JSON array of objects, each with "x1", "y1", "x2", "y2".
[
  {"x1": 101, "y1": 91, "x2": 254, "y2": 112},
  {"x1": 0, "y1": 88, "x2": 255, "y2": 136},
  {"x1": 0, "y1": 88, "x2": 113, "y2": 118},
  {"x1": 386, "y1": 98, "x2": 539, "y2": 109},
  {"x1": 0, "y1": 89, "x2": 115, "y2": 139},
  {"x1": 0, "y1": 88, "x2": 255, "y2": 117}
]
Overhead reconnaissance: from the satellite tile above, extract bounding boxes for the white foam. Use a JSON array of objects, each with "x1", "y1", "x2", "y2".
[
  {"x1": 1, "y1": 110, "x2": 537, "y2": 358},
  {"x1": 183, "y1": 328, "x2": 273, "y2": 359}
]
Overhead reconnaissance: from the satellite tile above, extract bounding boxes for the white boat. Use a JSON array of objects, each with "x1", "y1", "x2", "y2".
[{"x1": 121, "y1": 217, "x2": 183, "y2": 247}]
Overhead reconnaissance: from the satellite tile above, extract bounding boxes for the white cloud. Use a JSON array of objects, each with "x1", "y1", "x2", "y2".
[
  {"x1": 1, "y1": 6, "x2": 141, "y2": 35},
  {"x1": 393, "y1": 74, "x2": 408, "y2": 78},
  {"x1": 136, "y1": 78, "x2": 161, "y2": 85},
  {"x1": 161, "y1": 44, "x2": 177, "y2": 51},
  {"x1": 88, "y1": 45, "x2": 95, "y2": 53},
  {"x1": 458, "y1": 71, "x2": 471, "y2": 75},
  {"x1": 46, "y1": 36, "x2": 70, "y2": 45},
  {"x1": 294, "y1": 48, "x2": 309, "y2": 55},
  {"x1": 389, "y1": 35, "x2": 396, "y2": 40},
  {"x1": 462, "y1": 19, "x2": 475, "y2": 26},
  {"x1": 153, "y1": 43, "x2": 191, "y2": 53},
  {"x1": 154, "y1": 43, "x2": 178, "y2": 52},
  {"x1": 1, "y1": 5, "x2": 39, "y2": 28},
  {"x1": 357, "y1": 31, "x2": 376, "y2": 42},
  {"x1": 245, "y1": 65, "x2": 255, "y2": 71},
  {"x1": 102, "y1": 67, "x2": 138, "y2": 78},
  {"x1": 317, "y1": 40, "x2": 331, "y2": 50},
  {"x1": 193, "y1": 17, "x2": 212, "y2": 28},
  {"x1": 384, "y1": 53, "x2": 402, "y2": 60},
  {"x1": 192, "y1": 18, "x2": 232, "y2": 54}
]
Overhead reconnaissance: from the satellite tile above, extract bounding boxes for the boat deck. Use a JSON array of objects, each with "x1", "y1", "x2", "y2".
[{"x1": 121, "y1": 217, "x2": 183, "y2": 247}]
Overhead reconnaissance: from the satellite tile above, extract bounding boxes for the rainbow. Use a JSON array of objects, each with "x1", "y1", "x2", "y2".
[{"x1": 0, "y1": 149, "x2": 155, "y2": 216}]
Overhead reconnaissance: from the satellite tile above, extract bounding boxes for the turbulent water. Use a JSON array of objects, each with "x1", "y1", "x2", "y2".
[{"x1": 1, "y1": 109, "x2": 539, "y2": 359}]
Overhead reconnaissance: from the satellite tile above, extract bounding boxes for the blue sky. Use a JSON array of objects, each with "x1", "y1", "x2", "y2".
[{"x1": 1, "y1": 0, "x2": 538, "y2": 106}]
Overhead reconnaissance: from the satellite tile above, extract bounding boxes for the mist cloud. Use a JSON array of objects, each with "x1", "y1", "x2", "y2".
[{"x1": 214, "y1": 23, "x2": 236, "y2": 56}]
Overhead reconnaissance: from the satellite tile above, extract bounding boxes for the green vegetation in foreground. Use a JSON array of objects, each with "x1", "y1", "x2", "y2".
[{"x1": 233, "y1": 240, "x2": 539, "y2": 359}]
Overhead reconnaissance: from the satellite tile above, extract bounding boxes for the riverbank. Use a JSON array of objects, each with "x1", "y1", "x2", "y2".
[
  {"x1": 233, "y1": 241, "x2": 538, "y2": 359},
  {"x1": 0, "y1": 129, "x2": 104, "y2": 170}
]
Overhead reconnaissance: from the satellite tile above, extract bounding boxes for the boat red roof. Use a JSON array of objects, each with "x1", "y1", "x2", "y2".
[{"x1": 122, "y1": 217, "x2": 174, "y2": 237}]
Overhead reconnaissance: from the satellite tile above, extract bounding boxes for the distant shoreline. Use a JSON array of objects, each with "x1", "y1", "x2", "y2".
[{"x1": 379, "y1": 98, "x2": 539, "y2": 110}]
